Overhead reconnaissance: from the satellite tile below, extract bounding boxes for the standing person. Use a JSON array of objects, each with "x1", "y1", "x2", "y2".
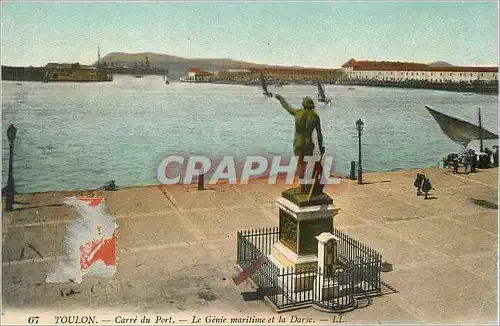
[
  {"x1": 422, "y1": 177, "x2": 432, "y2": 200},
  {"x1": 462, "y1": 152, "x2": 469, "y2": 173},
  {"x1": 470, "y1": 151, "x2": 477, "y2": 173},
  {"x1": 484, "y1": 147, "x2": 492, "y2": 166},
  {"x1": 493, "y1": 145, "x2": 499, "y2": 167},
  {"x1": 413, "y1": 173, "x2": 425, "y2": 196},
  {"x1": 453, "y1": 155, "x2": 459, "y2": 174},
  {"x1": 275, "y1": 94, "x2": 325, "y2": 193}
]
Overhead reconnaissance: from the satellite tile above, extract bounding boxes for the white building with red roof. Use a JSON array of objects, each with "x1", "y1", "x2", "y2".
[
  {"x1": 342, "y1": 59, "x2": 498, "y2": 83},
  {"x1": 185, "y1": 68, "x2": 213, "y2": 81}
]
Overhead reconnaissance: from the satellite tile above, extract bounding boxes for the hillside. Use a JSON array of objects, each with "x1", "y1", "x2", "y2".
[
  {"x1": 97, "y1": 52, "x2": 275, "y2": 78},
  {"x1": 428, "y1": 61, "x2": 454, "y2": 67}
]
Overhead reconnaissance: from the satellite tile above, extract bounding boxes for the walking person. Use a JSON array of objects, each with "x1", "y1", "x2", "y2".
[
  {"x1": 422, "y1": 177, "x2": 432, "y2": 200},
  {"x1": 413, "y1": 173, "x2": 425, "y2": 196}
]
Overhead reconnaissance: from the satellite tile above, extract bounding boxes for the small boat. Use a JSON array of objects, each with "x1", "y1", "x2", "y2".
[
  {"x1": 317, "y1": 81, "x2": 332, "y2": 105},
  {"x1": 134, "y1": 75, "x2": 143, "y2": 78},
  {"x1": 347, "y1": 87, "x2": 355, "y2": 90},
  {"x1": 16, "y1": 83, "x2": 22, "y2": 86},
  {"x1": 260, "y1": 74, "x2": 273, "y2": 97}
]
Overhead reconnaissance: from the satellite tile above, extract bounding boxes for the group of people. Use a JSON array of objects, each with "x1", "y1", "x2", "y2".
[
  {"x1": 414, "y1": 173, "x2": 433, "y2": 199},
  {"x1": 444, "y1": 146, "x2": 499, "y2": 174}
]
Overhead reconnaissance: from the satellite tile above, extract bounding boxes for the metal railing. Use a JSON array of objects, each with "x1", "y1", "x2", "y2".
[{"x1": 236, "y1": 227, "x2": 382, "y2": 312}]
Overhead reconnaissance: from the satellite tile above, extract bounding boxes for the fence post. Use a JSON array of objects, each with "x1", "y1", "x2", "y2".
[
  {"x1": 350, "y1": 160, "x2": 356, "y2": 180},
  {"x1": 198, "y1": 173, "x2": 205, "y2": 190}
]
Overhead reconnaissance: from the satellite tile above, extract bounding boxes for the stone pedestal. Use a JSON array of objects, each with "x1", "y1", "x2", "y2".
[{"x1": 269, "y1": 188, "x2": 339, "y2": 292}]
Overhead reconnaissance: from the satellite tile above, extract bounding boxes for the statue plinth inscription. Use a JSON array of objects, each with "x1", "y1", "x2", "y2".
[{"x1": 279, "y1": 209, "x2": 297, "y2": 252}]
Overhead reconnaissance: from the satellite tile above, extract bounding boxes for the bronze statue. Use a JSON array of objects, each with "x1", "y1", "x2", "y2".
[{"x1": 275, "y1": 94, "x2": 325, "y2": 194}]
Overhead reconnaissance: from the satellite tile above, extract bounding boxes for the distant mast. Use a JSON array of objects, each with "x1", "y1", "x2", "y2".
[
  {"x1": 479, "y1": 108, "x2": 483, "y2": 152},
  {"x1": 97, "y1": 45, "x2": 101, "y2": 69}
]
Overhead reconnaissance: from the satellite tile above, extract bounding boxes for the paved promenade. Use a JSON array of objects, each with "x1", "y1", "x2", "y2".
[{"x1": 2, "y1": 167, "x2": 498, "y2": 324}]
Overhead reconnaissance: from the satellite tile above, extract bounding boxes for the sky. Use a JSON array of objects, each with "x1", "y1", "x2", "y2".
[{"x1": 1, "y1": 1, "x2": 498, "y2": 68}]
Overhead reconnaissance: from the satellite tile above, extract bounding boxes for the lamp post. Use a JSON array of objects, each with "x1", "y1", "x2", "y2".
[
  {"x1": 356, "y1": 119, "x2": 364, "y2": 185},
  {"x1": 6, "y1": 124, "x2": 17, "y2": 211}
]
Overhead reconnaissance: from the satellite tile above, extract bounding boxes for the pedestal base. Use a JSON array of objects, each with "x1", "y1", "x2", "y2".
[
  {"x1": 269, "y1": 190, "x2": 340, "y2": 293},
  {"x1": 276, "y1": 196, "x2": 339, "y2": 256},
  {"x1": 281, "y1": 188, "x2": 333, "y2": 207},
  {"x1": 269, "y1": 242, "x2": 317, "y2": 293},
  {"x1": 271, "y1": 241, "x2": 318, "y2": 272}
]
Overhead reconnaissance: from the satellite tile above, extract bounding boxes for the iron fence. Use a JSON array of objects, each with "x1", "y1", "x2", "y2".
[
  {"x1": 331, "y1": 228, "x2": 382, "y2": 295},
  {"x1": 236, "y1": 227, "x2": 382, "y2": 312}
]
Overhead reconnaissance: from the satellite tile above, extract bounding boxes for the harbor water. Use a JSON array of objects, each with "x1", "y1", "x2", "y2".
[{"x1": 2, "y1": 75, "x2": 498, "y2": 193}]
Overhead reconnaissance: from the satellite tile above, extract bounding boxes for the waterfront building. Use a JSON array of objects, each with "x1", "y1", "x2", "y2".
[
  {"x1": 215, "y1": 67, "x2": 343, "y2": 83},
  {"x1": 44, "y1": 63, "x2": 113, "y2": 82},
  {"x1": 183, "y1": 68, "x2": 213, "y2": 81},
  {"x1": 342, "y1": 59, "x2": 498, "y2": 83}
]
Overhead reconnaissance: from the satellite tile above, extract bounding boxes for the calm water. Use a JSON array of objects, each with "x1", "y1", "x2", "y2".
[{"x1": 2, "y1": 75, "x2": 498, "y2": 193}]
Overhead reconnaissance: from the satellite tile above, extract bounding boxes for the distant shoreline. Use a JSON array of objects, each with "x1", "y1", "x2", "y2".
[
  {"x1": 177, "y1": 79, "x2": 499, "y2": 94},
  {"x1": 337, "y1": 80, "x2": 498, "y2": 95}
]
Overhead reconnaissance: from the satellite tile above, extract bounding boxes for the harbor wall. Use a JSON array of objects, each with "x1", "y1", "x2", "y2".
[{"x1": 338, "y1": 79, "x2": 499, "y2": 94}]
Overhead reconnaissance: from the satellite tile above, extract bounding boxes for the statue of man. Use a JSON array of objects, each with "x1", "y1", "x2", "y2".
[{"x1": 275, "y1": 94, "x2": 325, "y2": 193}]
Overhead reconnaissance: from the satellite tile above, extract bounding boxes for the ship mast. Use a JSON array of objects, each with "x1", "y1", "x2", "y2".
[
  {"x1": 478, "y1": 108, "x2": 483, "y2": 152},
  {"x1": 97, "y1": 45, "x2": 102, "y2": 71}
]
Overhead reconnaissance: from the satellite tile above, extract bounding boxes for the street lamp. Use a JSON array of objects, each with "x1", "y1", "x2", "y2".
[
  {"x1": 5, "y1": 124, "x2": 17, "y2": 212},
  {"x1": 356, "y1": 119, "x2": 364, "y2": 185}
]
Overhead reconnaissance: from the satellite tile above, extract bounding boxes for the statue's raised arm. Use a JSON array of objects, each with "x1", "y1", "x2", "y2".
[{"x1": 275, "y1": 94, "x2": 297, "y2": 116}]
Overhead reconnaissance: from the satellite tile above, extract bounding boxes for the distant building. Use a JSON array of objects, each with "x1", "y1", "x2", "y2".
[
  {"x1": 45, "y1": 62, "x2": 95, "y2": 70},
  {"x1": 342, "y1": 58, "x2": 498, "y2": 83},
  {"x1": 215, "y1": 67, "x2": 342, "y2": 82},
  {"x1": 185, "y1": 68, "x2": 213, "y2": 81}
]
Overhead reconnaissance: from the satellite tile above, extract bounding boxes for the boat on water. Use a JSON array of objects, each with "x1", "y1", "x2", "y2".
[
  {"x1": 425, "y1": 105, "x2": 498, "y2": 149},
  {"x1": 260, "y1": 74, "x2": 273, "y2": 97},
  {"x1": 179, "y1": 77, "x2": 205, "y2": 83},
  {"x1": 317, "y1": 81, "x2": 332, "y2": 105},
  {"x1": 347, "y1": 87, "x2": 355, "y2": 90},
  {"x1": 134, "y1": 75, "x2": 143, "y2": 78}
]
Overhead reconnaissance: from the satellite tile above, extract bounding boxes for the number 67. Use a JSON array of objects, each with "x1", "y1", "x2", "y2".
[{"x1": 28, "y1": 316, "x2": 39, "y2": 324}]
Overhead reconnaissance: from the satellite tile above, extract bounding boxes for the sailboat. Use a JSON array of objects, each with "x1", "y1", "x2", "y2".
[
  {"x1": 425, "y1": 106, "x2": 498, "y2": 149},
  {"x1": 317, "y1": 81, "x2": 332, "y2": 105},
  {"x1": 260, "y1": 74, "x2": 273, "y2": 97}
]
